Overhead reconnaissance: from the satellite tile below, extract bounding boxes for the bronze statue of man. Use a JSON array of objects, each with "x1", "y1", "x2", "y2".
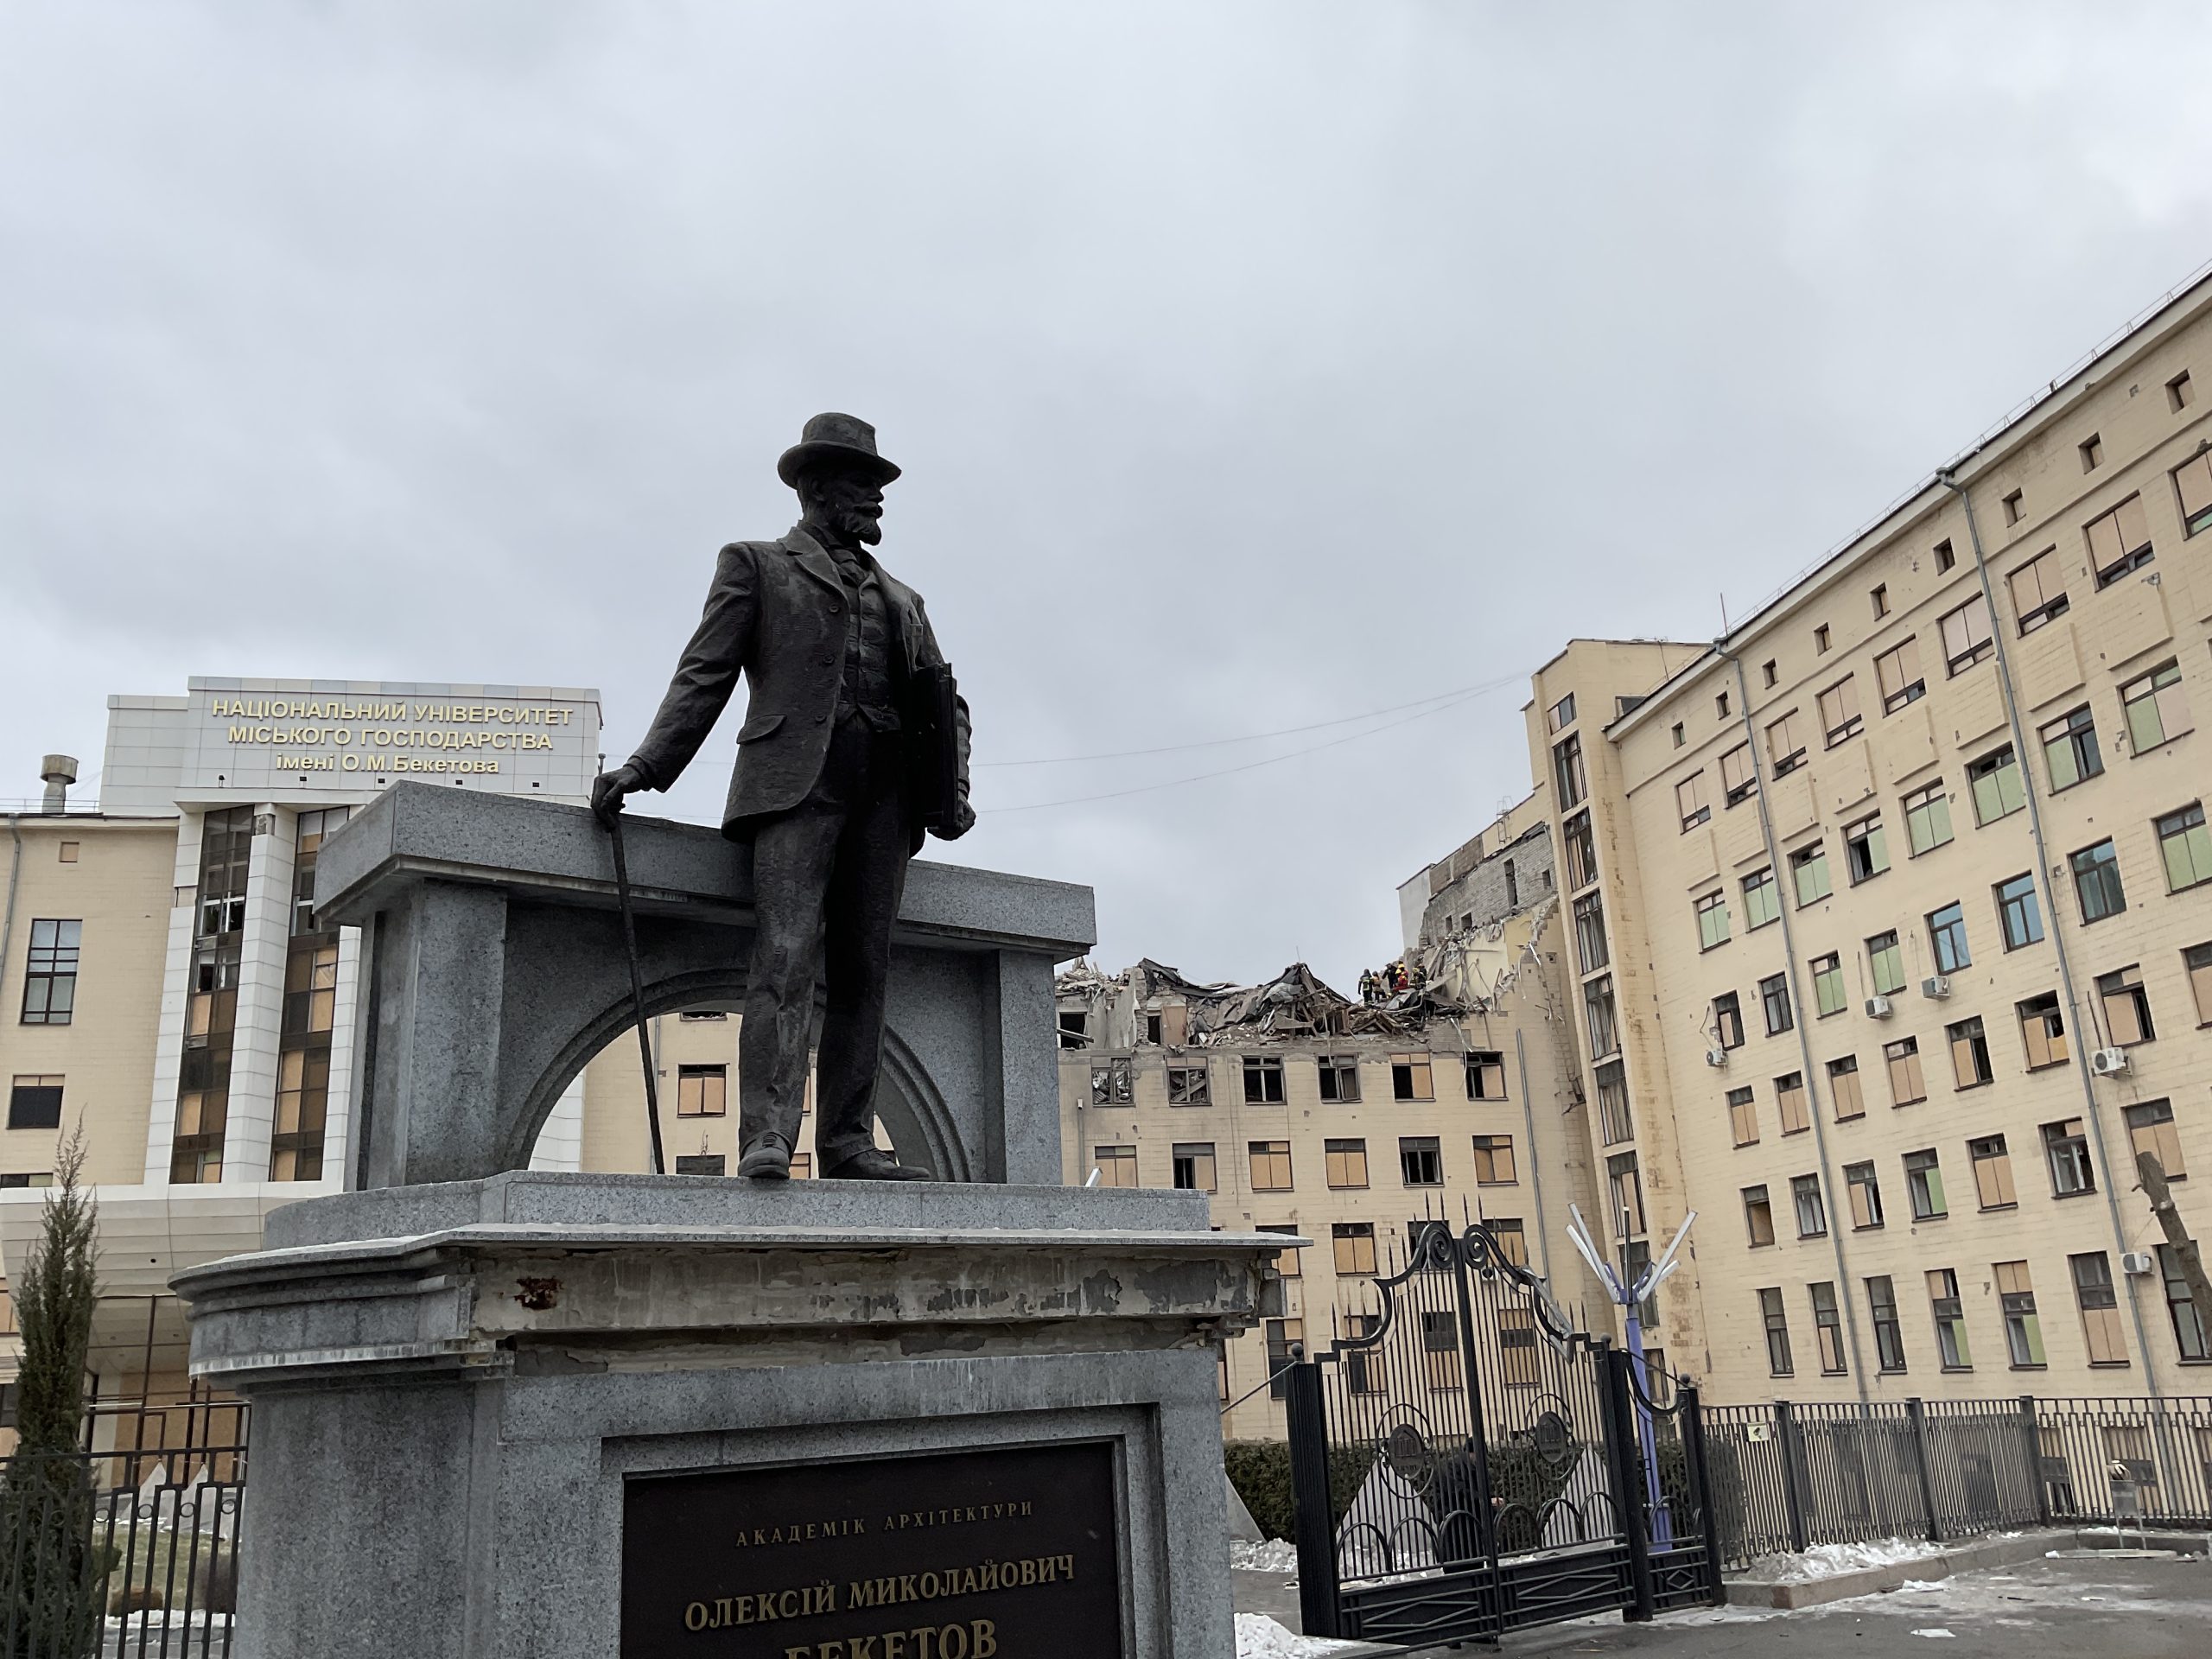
[{"x1": 591, "y1": 413, "x2": 973, "y2": 1181}]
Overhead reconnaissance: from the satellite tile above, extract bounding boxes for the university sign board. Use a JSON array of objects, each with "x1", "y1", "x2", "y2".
[{"x1": 99, "y1": 677, "x2": 603, "y2": 811}]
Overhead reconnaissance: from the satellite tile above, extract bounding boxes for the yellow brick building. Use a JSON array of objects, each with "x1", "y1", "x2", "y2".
[{"x1": 1509, "y1": 275, "x2": 2212, "y2": 1403}]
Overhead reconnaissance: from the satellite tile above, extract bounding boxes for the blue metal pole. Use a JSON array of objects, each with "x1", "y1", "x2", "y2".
[{"x1": 1624, "y1": 1305, "x2": 1672, "y2": 1548}]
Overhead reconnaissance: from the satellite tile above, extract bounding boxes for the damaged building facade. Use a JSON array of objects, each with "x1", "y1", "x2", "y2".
[{"x1": 1057, "y1": 797, "x2": 1610, "y2": 1440}]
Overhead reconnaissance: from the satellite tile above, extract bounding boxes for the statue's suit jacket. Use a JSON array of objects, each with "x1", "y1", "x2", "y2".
[{"x1": 626, "y1": 524, "x2": 971, "y2": 854}]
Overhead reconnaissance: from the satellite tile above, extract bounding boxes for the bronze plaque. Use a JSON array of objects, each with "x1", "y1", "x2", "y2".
[{"x1": 621, "y1": 1440, "x2": 1123, "y2": 1657}]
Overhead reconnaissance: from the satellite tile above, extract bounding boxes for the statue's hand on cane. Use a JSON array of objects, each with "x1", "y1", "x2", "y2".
[{"x1": 592, "y1": 764, "x2": 645, "y2": 830}]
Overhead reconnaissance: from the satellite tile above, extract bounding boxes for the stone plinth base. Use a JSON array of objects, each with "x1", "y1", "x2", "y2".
[{"x1": 175, "y1": 1175, "x2": 1282, "y2": 1659}]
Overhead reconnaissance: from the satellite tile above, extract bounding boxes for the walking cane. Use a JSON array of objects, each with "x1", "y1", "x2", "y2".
[{"x1": 605, "y1": 806, "x2": 668, "y2": 1177}]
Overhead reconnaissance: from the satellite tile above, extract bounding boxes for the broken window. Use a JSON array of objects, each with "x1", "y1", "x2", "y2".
[
  {"x1": 1090, "y1": 1057, "x2": 1133, "y2": 1105},
  {"x1": 1242, "y1": 1055, "x2": 1285, "y2": 1104},
  {"x1": 1316, "y1": 1054, "x2": 1361, "y2": 1103},
  {"x1": 1562, "y1": 810, "x2": 1598, "y2": 889},
  {"x1": 1399, "y1": 1136, "x2": 1443, "y2": 1187},
  {"x1": 1553, "y1": 734, "x2": 1586, "y2": 810},
  {"x1": 1595, "y1": 1060, "x2": 1632, "y2": 1144},
  {"x1": 1573, "y1": 892, "x2": 1610, "y2": 973},
  {"x1": 1713, "y1": 990, "x2": 1745, "y2": 1050},
  {"x1": 1844, "y1": 815, "x2": 1889, "y2": 884},
  {"x1": 2096, "y1": 963, "x2": 2155, "y2": 1046},
  {"x1": 1465, "y1": 1050, "x2": 1506, "y2": 1099},
  {"x1": 1172, "y1": 1142, "x2": 1217, "y2": 1192},
  {"x1": 1390, "y1": 1052, "x2": 1433, "y2": 1102},
  {"x1": 1166, "y1": 1065, "x2": 1211, "y2": 1106},
  {"x1": 1583, "y1": 977, "x2": 1619, "y2": 1059},
  {"x1": 1948, "y1": 1015, "x2": 1993, "y2": 1087},
  {"x1": 1057, "y1": 1009, "x2": 1088, "y2": 1050}
]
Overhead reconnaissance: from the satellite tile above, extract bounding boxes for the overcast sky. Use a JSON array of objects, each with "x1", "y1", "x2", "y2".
[{"x1": 5, "y1": 3, "x2": 2211, "y2": 991}]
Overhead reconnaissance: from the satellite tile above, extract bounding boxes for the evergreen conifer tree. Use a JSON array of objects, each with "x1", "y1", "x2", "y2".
[{"x1": 0, "y1": 1128, "x2": 103, "y2": 1656}]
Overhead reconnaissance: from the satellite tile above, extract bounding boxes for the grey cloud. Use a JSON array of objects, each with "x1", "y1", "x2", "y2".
[{"x1": 4, "y1": 2, "x2": 2209, "y2": 987}]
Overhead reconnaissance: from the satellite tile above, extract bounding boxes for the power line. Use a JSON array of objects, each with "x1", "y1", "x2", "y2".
[
  {"x1": 986, "y1": 678, "x2": 1516, "y2": 815},
  {"x1": 974, "y1": 671, "x2": 1529, "y2": 767}
]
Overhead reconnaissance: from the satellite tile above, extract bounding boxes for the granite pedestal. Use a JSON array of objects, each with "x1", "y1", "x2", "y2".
[
  {"x1": 176, "y1": 1174, "x2": 1285, "y2": 1658},
  {"x1": 315, "y1": 784, "x2": 1092, "y2": 1187}
]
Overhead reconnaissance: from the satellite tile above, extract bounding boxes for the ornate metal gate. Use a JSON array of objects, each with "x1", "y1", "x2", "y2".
[{"x1": 1282, "y1": 1218, "x2": 1725, "y2": 1644}]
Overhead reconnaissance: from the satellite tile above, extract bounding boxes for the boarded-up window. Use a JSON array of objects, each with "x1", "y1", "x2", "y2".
[
  {"x1": 1827, "y1": 1055, "x2": 1865, "y2": 1120},
  {"x1": 1777, "y1": 1072, "x2": 1810, "y2": 1135},
  {"x1": 1970, "y1": 1135, "x2": 2016, "y2": 1209},
  {"x1": 1095, "y1": 1145, "x2": 1139, "y2": 1188},
  {"x1": 2019, "y1": 993, "x2": 2068, "y2": 1070},
  {"x1": 2072, "y1": 1254, "x2": 2127, "y2": 1365},
  {"x1": 1885, "y1": 1036, "x2": 1925, "y2": 1105},
  {"x1": 2125, "y1": 1099, "x2": 2183, "y2": 1183},
  {"x1": 1332, "y1": 1222, "x2": 1377, "y2": 1276},
  {"x1": 1248, "y1": 1141, "x2": 1294, "y2": 1192},
  {"x1": 1324, "y1": 1137, "x2": 1369, "y2": 1188},
  {"x1": 1727, "y1": 1087, "x2": 1758, "y2": 1147},
  {"x1": 1471, "y1": 1133, "x2": 1516, "y2": 1184}
]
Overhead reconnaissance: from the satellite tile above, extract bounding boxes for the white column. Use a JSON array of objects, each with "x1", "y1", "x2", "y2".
[
  {"x1": 319, "y1": 924, "x2": 366, "y2": 1189},
  {"x1": 142, "y1": 812, "x2": 206, "y2": 1184},
  {"x1": 529, "y1": 1076, "x2": 587, "y2": 1173},
  {"x1": 218, "y1": 807, "x2": 294, "y2": 1183}
]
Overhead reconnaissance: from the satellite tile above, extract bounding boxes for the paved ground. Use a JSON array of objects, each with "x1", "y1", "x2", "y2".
[{"x1": 1234, "y1": 1551, "x2": 2212, "y2": 1657}]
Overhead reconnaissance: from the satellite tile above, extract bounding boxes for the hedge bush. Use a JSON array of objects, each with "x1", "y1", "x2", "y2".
[{"x1": 1224, "y1": 1440, "x2": 1378, "y2": 1542}]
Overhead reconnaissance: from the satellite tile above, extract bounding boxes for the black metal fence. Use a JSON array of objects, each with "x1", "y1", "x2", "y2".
[
  {"x1": 1283, "y1": 1218, "x2": 1726, "y2": 1646},
  {"x1": 1698, "y1": 1394, "x2": 2212, "y2": 1570},
  {"x1": 1, "y1": 1399, "x2": 247, "y2": 1656}
]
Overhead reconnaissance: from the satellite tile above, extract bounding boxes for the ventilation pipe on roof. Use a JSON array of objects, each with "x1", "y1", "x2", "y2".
[{"x1": 40, "y1": 754, "x2": 78, "y2": 816}]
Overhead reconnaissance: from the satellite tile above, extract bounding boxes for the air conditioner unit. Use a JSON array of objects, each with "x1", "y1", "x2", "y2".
[
  {"x1": 1706, "y1": 1047, "x2": 1729, "y2": 1069},
  {"x1": 2091, "y1": 1047, "x2": 2132, "y2": 1077},
  {"x1": 1865, "y1": 995, "x2": 1894, "y2": 1020},
  {"x1": 2120, "y1": 1251, "x2": 2156, "y2": 1276},
  {"x1": 1921, "y1": 975, "x2": 1952, "y2": 1000}
]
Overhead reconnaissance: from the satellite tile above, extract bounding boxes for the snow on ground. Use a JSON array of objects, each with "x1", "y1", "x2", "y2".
[
  {"x1": 1751, "y1": 1536, "x2": 1947, "y2": 1581},
  {"x1": 1230, "y1": 1538, "x2": 1300, "y2": 1574},
  {"x1": 1233, "y1": 1612, "x2": 1364, "y2": 1657}
]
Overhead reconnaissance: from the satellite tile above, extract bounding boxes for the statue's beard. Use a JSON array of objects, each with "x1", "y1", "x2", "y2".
[{"x1": 838, "y1": 505, "x2": 883, "y2": 546}]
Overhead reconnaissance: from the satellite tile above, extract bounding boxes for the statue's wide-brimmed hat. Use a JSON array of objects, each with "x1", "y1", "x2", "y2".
[{"x1": 777, "y1": 411, "x2": 900, "y2": 487}]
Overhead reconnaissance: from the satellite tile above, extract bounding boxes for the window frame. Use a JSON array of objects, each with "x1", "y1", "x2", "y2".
[
  {"x1": 2007, "y1": 547, "x2": 2070, "y2": 634},
  {"x1": 2156, "y1": 803, "x2": 2212, "y2": 893},
  {"x1": 1966, "y1": 746, "x2": 2025, "y2": 825},
  {"x1": 2084, "y1": 493, "x2": 2154, "y2": 588},
  {"x1": 1995, "y1": 871, "x2": 2044, "y2": 951},
  {"x1": 2041, "y1": 704, "x2": 2102, "y2": 791},
  {"x1": 1939, "y1": 593, "x2": 1994, "y2": 676},
  {"x1": 1877, "y1": 637, "x2": 1927, "y2": 713},
  {"x1": 1904, "y1": 1148, "x2": 1947, "y2": 1221},
  {"x1": 1903, "y1": 781, "x2": 1954, "y2": 855}
]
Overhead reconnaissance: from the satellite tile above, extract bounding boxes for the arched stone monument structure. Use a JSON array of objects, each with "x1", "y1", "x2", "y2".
[{"x1": 316, "y1": 782, "x2": 1094, "y2": 1187}]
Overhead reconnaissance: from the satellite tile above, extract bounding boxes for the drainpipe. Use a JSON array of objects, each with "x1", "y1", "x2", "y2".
[
  {"x1": 2, "y1": 814, "x2": 22, "y2": 1027},
  {"x1": 1512, "y1": 1027, "x2": 1554, "y2": 1282},
  {"x1": 1714, "y1": 643, "x2": 1874, "y2": 1402},
  {"x1": 1936, "y1": 470, "x2": 2164, "y2": 1398}
]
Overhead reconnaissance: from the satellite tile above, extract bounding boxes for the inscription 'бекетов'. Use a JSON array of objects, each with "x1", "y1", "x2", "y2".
[{"x1": 620, "y1": 1440, "x2": 1122, "y2": 1659}]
